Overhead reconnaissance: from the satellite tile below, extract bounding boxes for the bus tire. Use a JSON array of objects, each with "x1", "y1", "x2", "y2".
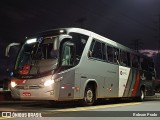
[
  {"x1": 80, "y1": 85, "x2": 95, "y2": 106},
  {"x1": 136, "y1": 88, "x2": 145, "y2": 102}
]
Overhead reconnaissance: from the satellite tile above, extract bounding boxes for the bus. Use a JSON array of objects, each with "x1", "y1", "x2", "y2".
[
  {"x1": 9, "y1": 28, "x2": 155, "y2": 106},
  {"x1": 0, "y1": 43, "x2": 20, "y2": 91}
]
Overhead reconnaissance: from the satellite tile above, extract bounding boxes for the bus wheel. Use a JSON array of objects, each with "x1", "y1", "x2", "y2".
[
  {"x1": 136, "y1": 88, "x2": 145, "y2": 102},
  {"x1": 80, "y1": 85, "x2": 95, "y2": 106}
]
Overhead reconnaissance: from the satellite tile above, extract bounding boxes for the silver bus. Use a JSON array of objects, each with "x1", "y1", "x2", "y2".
[{"x1": 10, "y1": 28, "x2": 155, "y2": 106}]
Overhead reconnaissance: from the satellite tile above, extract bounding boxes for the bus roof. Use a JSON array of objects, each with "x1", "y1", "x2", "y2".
[{"x1": 27, "y1": 27, "x2": 152, "y2": 59}]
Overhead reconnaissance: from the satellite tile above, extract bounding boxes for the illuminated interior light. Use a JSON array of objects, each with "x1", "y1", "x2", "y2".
[
  {"x1": 26, "y1": 38, "x2": 37, "y2": 44},
  {"x1": 60, "y1": 30, "x2": 64, "y2": 33}
]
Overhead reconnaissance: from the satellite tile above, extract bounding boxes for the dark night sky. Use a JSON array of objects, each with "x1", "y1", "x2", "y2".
[{"x1": 1, "y1": 0, "x2": 160, "y2": 57}]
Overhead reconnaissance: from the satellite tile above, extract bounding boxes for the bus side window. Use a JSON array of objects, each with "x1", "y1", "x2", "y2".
[
  {"x1": 89, "y1": 40, "x2": 103, "y2": 60},
  {"x1": 141, "y1": 57, "x2": 154, "y2": 72},
  {"x1": 92, "y1": 41, "x2": 102, "y2": 59},
  {"x1": 140, "y1": 57, "x2": 147, "y2": 70},
  {"x1": 113, "y1": 48, "x2": 119, "y2": 64},
  {"x1": 131, "y1": 54, "x2": 139, "y2": 68},
  {"x1": 102, "y1": 43, "x2": 107, "y2": 61},
  {"x1": 120, "y1": 51, "x2": 130, "y2": 66},
  {"x1": 107, "y1": 46, "x2": 114, "y2": 63},
  {"x1": 148, "y1": 59, "x2": 154, "y2": 72},
  {"x1": 88, "y1": 40, "x2": 95, "y2": 58}
]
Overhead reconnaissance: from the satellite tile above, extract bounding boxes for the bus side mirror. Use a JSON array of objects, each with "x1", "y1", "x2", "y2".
[{"x1": 5, "y1": 43, "x2": 21, "y2": 57}]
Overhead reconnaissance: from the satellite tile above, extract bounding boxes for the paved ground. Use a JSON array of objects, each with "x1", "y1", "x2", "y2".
[{"x1": 0, "y1": 93, "x2": 160, "y2": 120}]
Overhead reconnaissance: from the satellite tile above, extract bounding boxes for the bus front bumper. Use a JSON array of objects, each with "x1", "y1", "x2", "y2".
[{"x1": 10, "y1": 87, "x2": 58, "y2": 101}]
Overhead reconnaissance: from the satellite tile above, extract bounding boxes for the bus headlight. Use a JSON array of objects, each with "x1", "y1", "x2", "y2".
[
  {"x1": 44, "y1": 80, "x2": 55, "y2": 86},
  {"x1": 11, "y1": 81, "x2": 17, "y2": 88}
]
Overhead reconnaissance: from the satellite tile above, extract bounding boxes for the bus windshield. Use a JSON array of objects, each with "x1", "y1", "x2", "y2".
[{"x1": 14, "y1": 36, "x2": 59, "y2": 76}]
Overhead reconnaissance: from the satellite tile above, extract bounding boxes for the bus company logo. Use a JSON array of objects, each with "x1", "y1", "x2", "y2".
[
  {"x1": 120, "y1": 71, "x2": 123, "y2": 75},
  {"x1": 120, "y1": 71, "x2": 127, "y2": 76}
]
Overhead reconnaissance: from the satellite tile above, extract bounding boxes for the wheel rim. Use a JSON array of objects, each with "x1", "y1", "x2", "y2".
[{"x1": 86, "y1": 89, "x2": 93, "y2": 103}]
